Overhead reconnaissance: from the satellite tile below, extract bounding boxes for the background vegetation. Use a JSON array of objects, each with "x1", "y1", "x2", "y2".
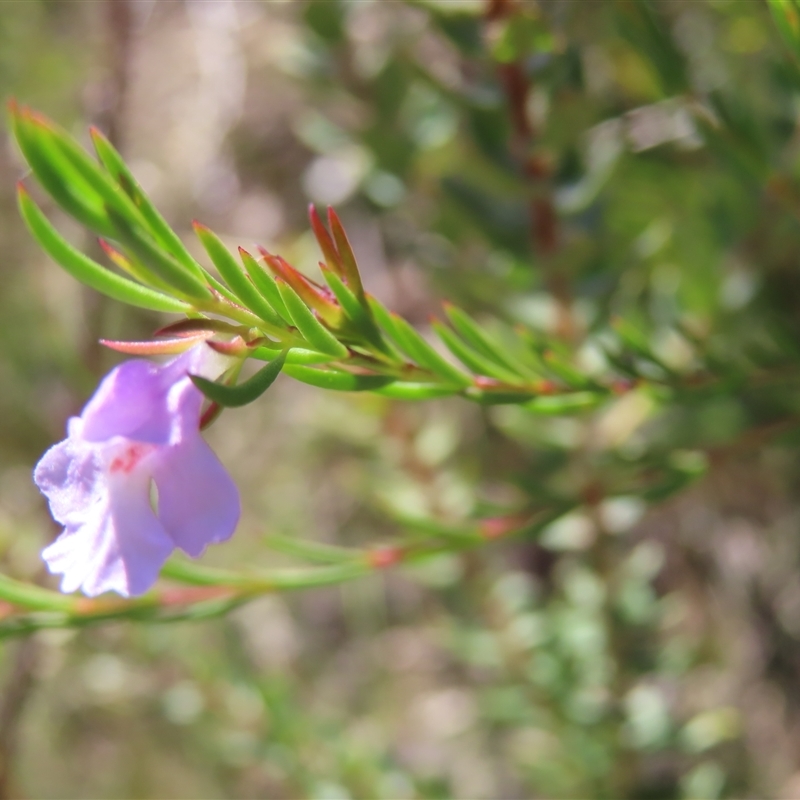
[{"x1": 3, "y1": 1, "x2": 800, "y2": 797}]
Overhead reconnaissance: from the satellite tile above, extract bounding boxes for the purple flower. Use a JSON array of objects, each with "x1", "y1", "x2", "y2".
[{"x1": 34, "y1": 346, "x2": 240, "y2": 597}]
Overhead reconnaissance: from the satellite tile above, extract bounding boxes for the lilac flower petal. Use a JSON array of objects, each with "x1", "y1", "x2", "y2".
[
  {"x1": 152, "y1": 435, "x2": 240, "y2": 558},
  {"x1": 82, "y1": 346, "x2": 221, "y2": 446},
  {"x1": 43, "y1": 461, "x2": 174, "y2": 597},
  {"x1": 81, "y1": 359, "x2": 173, "y2": 444},
  {"x1": 42, "y1": 525, "x2": 100, "y2": 594},
  {"x1": 34, "y1": 426, "x2": 104, "y2": 525},
  {"x1": 158, "y1": 344, "x2": 214, "y2": 383},
  {"x1": 165, "y1": 376, "x2": 205, "y2": 445},
  {"x1": 43, "y1": 511, "x2": 135, "y2": 597},
  {"x1": 105, "y1": 467, "x2": 175, "y2": 596},
  {"x1": 42, "y1": 503, "x2": 133, "y2": 597},
  {"x1": 161, "y1": 344, "x2": 228, "y2": 444}
]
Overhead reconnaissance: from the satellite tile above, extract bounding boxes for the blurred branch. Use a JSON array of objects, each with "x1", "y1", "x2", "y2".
[
  {"x1": 0, "y1": 510, "x2": 561, "y2": 638},
  {"x1": 0, "y1": 638, "x2": 38, "y2": 799},
  {"x1": 101, "y1": 0, "x2": 134, "y2": 149},
  {"x1": 0, "y1": 7, "x2": 135, "y2": 795},
  {"x1": 80, "y1": 0, "x2": 135, "y2": 376},
  {"x1": 483, "y1": 0, "x2": 572, "y2": 338}
]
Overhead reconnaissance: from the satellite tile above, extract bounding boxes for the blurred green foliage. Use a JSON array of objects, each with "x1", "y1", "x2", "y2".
[{"x1": 6, "y1": 1, "x2": 800, "y2": 798}]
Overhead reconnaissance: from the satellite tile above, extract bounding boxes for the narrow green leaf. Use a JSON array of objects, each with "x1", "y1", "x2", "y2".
[
  {"x1": 201, "y1": 269, "x2": 246, "y2": 306},
  {"x1": 108, "y1": 208, "x2": 211, "y2": 300},
  {"x1": 443, "y1": 303, "x2": 529, "y2": 377},
  {"x1": 374, "y1": 382, "x2": 456, "y2": 400},
  {"x1": 321, "y1": 267, "x2": 394, "y2": 355},
  {"x1": 467, "y1": 389, "x2": 536, "y2": 405},
  {"x1": 367, "y1": 294, "x2": 404, "y2": 338},
  {"x1": 98, "y1": 238, "x2": 175, "y2": 292},
  {"x1": 523, "y1": 392, "x2": 604, "y2": 414},
  {"x1": 0, "y1": 572, "x2": 77, "y2": 612},
  {"x1": 251, "y1": 346, "x2": 331, "y2": 365},
  {"x1": 263, "y1": 533, "x2": 358, "y2": 564},
  {"x1": 239, "y1": 249, "x2": 292, "y2": 323},
  {"x1": 368, "y1": 296, "x2": 472, "y2": 386},
  {"x1": 90, "y1": 127, "x2": 206, "y2": 279},
  {"x1": 33, "y1": 116, "x2": 154, "y2": 238},
  {"x1": 18, "y1": 187, "x2": 190, "y2": 313},
  {"x1": 321, "y1": 265, "x2": 369, "y2": 323},
  {"x1": 541, "y1": 351, "x2": 595, "y2": 389},
  {"x1": 380, "y1": 508, "x2": 478, "y2": 540},
  {"x1": 0, "y1": 599, "x2": 247, "y2": 638},
  {"x1": 163, "y1": 557, "x2": 370, "y2": 591},
  {"x1": 194, "y1": 224, "x2": 283, "y2": 326},
  {"x1": 260, "y1": 562, "x2": 371, "y2": 590},
  {"x1": 432, "y1": 320, "x2": 520, "y2": 382},
  {"x1": 10, "y1": 109, "x2": 112, "y2": 235},
  {"x1": 0, "y1": 613, "x2": 72, "y2": 639},
  {"x1": 277, "y1": 280, "x2": 349, "y2": 357},
  {"x1": 160, "y1": 559, "x2": 260, "y2": 588},
  {"x1": 191, "y1": 350, "x2": 288, "y2": 408},
  {"x1": 283, "y1": 364, "x2": 394, "y2": 391}
]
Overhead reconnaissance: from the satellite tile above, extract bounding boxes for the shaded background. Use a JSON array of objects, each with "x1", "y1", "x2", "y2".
[{"x1": 2, "y1": 1, "x2": 800, "y2": 798}]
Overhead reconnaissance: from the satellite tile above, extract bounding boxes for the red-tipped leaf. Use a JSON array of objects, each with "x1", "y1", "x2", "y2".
[{"x1": 100, "y1": 333, "x2": 213, "y2": 355}]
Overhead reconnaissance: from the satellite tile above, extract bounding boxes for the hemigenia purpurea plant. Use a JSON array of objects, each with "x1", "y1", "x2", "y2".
[{"x1": 0, "y1": 101, "x2": 735, "y2": 629}]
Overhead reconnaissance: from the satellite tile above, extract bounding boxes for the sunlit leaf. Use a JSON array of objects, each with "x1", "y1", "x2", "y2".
[
  {"x1": 277, "y1": 280, "x2": 349, "y2": 358},
  {"x1": 18, "y1": 185, "x2": 190, "y2": 314},
  {"x1": 193, "y1": 223, "x2": 284, "y2": 326}
]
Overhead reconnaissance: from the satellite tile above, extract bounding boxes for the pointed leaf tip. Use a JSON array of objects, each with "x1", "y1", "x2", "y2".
[
  {"x1": 194, "y1": 224, "x2": 284, "y2": 326},
  {"x1": 191, "y1": 349, "x2": 289, "y2": 408},
  {"x1": 309, "y1": 208, "x2": 324, "y2": 234},
  {"x1": 309, "y1": 205, "x2": 343, "y2": 277},
  {"x1": 199, "y1": 401, "x2": 223, "y2": 430},
  {"x1": 97, "y1": 238, "x2": 117, "y2": 256},
  {"x1": 26, "y1": 110, "x2": 56, "y2": 132},
  {"x1": 327, "y1": 208, "x2": 364, "y2": 296}
]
